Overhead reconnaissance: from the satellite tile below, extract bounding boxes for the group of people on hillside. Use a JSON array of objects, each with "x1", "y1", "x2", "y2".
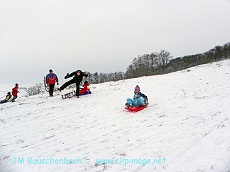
[
  {"x1": 48, "y1": 69, "x2": 148, "y2": 107},
  {"x1": 0, "y1": 84, "x2": 19, "y2": 104},
  {"x1": 45, "y1": 69, "x2": 148, "y2": 107},
  {"x1": 45, "y1": 69, "x2": 89, "y2": 98},
  {"x1": 1, "y1": 69, "x2": 148, "y2": 107}
]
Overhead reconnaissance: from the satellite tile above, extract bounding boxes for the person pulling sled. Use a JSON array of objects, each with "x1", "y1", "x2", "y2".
[
  {"x1": 11, "y1": 83, "x2": 19, "y2": 102},
  {"x1": 45, "y1": 69, "x2": 59, "y2": 97}
]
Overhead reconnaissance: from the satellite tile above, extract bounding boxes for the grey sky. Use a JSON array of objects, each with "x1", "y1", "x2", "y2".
[{"x1": 0, "y1": 0, "x2": 230, "y2": 85}]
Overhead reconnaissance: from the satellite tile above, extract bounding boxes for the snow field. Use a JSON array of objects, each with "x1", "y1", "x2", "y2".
[{"x1": 0, "y1": 60, "x2": 230, "y2": 172}]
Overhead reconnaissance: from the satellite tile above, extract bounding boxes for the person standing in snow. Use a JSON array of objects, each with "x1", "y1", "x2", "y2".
[
  {"x1": 11, "y1": 83, "x2": 19, "y2": 102},
  {"x1": 59, "y1": 70, "x2": 88, "y2": 98},
  {"x1": 46, "y1": 69, "x2": 59, "y2": 97},
  {"x1": 0, "y1": 92, "x2": 12, "y2": 104},
  {"x1": 125, "y1": 85, "x2": 148, "y2": 107}
]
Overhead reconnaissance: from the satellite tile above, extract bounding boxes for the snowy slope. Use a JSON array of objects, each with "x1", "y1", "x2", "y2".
[{"x1": 1, "y1": 60, "x2": 230, "y2": 172}]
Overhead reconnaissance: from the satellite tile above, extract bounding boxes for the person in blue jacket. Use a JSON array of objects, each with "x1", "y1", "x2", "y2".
[
  {"x1": 46, "y1": 69, "x2": 59, "y2": 96},
  {"x1": 125, "y1": 85, "x2": 148, "y2": 107}
]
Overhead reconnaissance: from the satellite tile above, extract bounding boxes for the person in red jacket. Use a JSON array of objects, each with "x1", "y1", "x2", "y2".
[
  {"x1": 11, "y1": 83, "x2": 19, "y2": 102},
  {"x1": 46, "y1": 69, "x2": 59, "y2": 96},
  {"x1": 79, "y1": 81, "x2": 90, "y2": 95}
]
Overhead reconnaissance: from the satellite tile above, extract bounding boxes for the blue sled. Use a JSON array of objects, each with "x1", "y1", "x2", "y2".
[
  {"x1": 80, "y1": 91, "x2": 92, "y2": 96},
  {"x1": 73, "y1": 91, "x2": 92, "y2": 96}
]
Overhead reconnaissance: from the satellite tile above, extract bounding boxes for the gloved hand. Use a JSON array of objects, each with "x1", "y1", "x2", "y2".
[
  {"x1": 57, "y1": 82, "x2": 59, "y2": 85},
  {"x1": 64, "y1": 73, "x2": 70, "y2": 79}
]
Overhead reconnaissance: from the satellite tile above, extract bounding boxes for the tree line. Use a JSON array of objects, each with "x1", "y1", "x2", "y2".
[
  {"x1": 86, "y1": 42, "x2": 230, "y2": 84},
  {"x1": 26, "y1": 42, "x2": 230, "y2": 96}
]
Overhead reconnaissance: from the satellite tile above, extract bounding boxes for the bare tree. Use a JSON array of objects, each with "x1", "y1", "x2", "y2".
[{"x1": 156, "y1": 49, "x2": 173, "y2": 66}]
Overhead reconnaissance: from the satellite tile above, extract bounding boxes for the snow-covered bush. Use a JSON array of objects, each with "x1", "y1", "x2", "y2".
[{"x1": 25, "y1": 83, "x2": 44, "y2": 96}]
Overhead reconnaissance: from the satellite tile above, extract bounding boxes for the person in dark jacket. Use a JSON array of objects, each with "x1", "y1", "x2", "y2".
[
  {"x1": 59, "y1": 70, "x2": 88, "y2": 98},
  {"x1": 46, "y1": 69, "x2": 59, "y2": 96}
]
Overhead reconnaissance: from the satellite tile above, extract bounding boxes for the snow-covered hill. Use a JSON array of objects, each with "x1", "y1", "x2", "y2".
[{"x1": 1, "y1": 60, "x2": 230, "y2": 172}]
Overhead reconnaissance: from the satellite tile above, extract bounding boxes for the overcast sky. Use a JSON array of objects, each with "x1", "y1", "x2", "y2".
[{"x1": 0, "y1": 0, "x2": 230, "y2": 85}]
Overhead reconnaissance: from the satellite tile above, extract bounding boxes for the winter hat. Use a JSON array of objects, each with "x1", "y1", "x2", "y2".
[
  {"x1": 134, "y1": 85, "x2": 140, "y2": 93},
  {"x1": 49, "y1": 69, "x2": 53, "y2": 72},
  {"x1": 84, "y1": 81, "x2": 88, "y2": 84}
]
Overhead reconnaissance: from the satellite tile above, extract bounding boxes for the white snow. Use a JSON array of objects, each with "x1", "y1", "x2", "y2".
[{"x1": 1, "y1": 60, "x2": 230, "y2": 172}]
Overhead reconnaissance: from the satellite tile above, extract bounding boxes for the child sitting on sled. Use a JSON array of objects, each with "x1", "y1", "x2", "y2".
[
  {"x1": 0, "y1": 92, "x2": 12, "y2": 104},
  {"x1": 125, "y1": 85, "x2": 148, "y2": 108},
  {"x1": 79, "y1": 81, "x2": 91, "y2": 95}
]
